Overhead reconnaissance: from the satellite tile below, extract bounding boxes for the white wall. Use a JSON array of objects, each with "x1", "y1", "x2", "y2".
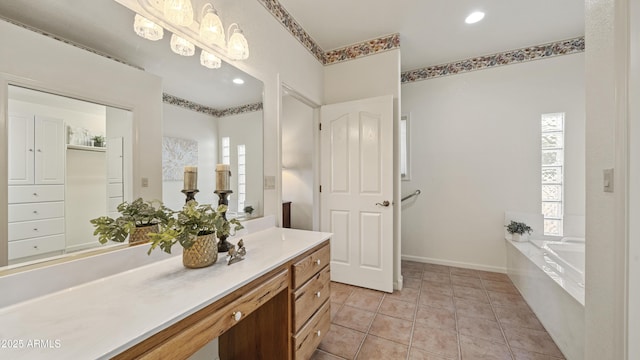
[
  {"x1": 324, "y1": 49, "x2": 402, "y2": 289},
  {"x1": 585, "y1": 0, "x2": 629, "y2": 358},
  {"x1": 629, "y1": 0, "x2": 640, "y2": 357},
  {"x1": 201, "y1": 1, "x2": 324, "y2": 222},
  {"x1": 217, "y1": 111, "x2": 263, "y2": 215},
  {"x1": 282, "y1": 94, "x2": 314, "y2": 230},
  {"x1": 0, "y1": 20, "x2": 163, "y2": 266},
  {"x1": 401, "y1": 54, "x2": 585, "y2": 271},
  {"x1": 162, "y1": 104, "x2": 218, "y2": 211}
]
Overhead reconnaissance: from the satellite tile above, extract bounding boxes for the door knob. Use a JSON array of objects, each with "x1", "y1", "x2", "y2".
[{"x1": 375, "y1": 200, "x2": 391, "y2": 207}]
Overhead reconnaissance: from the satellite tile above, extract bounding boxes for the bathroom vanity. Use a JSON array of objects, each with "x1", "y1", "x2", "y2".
[{"x1": 0, "y1": 226, "x2": 331, "y2": 360}]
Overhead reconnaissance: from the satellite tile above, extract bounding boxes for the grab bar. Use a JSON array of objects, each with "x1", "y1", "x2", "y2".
[{"x1": 401, "y1": 189, "x2": 421, "y2": 202}]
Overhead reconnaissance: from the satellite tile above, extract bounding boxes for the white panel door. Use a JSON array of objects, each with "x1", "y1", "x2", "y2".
[
  {"x1": 8, "y1": 113, "x2": 35, "y2": 185},
  {"x1": 34, "y1": 116, "x2": 65, "y2": 185},
  {"x1": 320, "y1": 95, "x2": 394, "y2": 293},
  {"x1": 107, "y1": 137, "x2": 124, "y2": 183}
]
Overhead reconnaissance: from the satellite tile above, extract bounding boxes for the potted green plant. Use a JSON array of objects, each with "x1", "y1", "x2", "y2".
[
  {"x1": 147, "y1": 202, "x2": 243, "y2": 268},
  {"x1": 243, "y1": 205, "x2": 255, "y2": 217},
  {"x1": 506, "y1": 220, "x2": 532, "y2": 242},
  {"x1": 92, "y1": 135, "x2": 105, "y2": 147},
  {"x1": 90, "y1": 198, "x2": 171, "y2": 246},
  {"x1": 215, "y1": 204, "x2": 244, "y2": 252}
]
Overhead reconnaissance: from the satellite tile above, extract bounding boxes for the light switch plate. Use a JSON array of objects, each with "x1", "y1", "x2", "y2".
[
  {"x1": 264, "y1": 175, "x2": 276, "y2": 190},
  {"x1": 603, "y1": 168, "x2": 614, "y2": 193},
  {"x1": 141, "y1": 177, "x2": 149, "y2": 188}
]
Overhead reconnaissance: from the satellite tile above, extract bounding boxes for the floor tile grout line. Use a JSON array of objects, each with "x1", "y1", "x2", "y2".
[
  {"x1": 404, "y1": 272, "x2": 423, "y2": 360},
  {"x1": 483, "y1": 277, "x2": 517, "y2": 359},
  {"x1": 451, "y1": 269, "x2": 463, "y2": 360},
  {"x1": 351, "y1": 289, "x2": 385, "y2": 360}
]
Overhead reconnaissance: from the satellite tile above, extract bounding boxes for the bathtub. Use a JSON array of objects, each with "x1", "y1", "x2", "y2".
[
  {"x1": 529, "y1": 237, "x2": 585, "y2": 288},
  {"x1": 506, "y1": 237, "x2": 585, "y2": 360}
]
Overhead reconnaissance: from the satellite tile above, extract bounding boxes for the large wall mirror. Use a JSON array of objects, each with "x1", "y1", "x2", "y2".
[{"x1": 0, "y1": 0, "x2": 264, "y2": 268}]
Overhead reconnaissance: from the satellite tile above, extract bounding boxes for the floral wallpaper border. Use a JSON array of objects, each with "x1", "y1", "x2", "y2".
[
  {"x1": 163, "y1": 93, "x2": 263, "y2": 117},
  {"x1": 324, "y1": 34, "x2": 401, "y2": 65},
  {"x1": 401, "y1": 37, "x2": 585, "y2": 83},
  {"x1": 0, "y1": 16, "x2": 142, "y2": 70},
  {"x1": 256, "y1": 0, "x2": 400, "y2": 65},
  {"x1": 256, "y1": 0, "x2": 325, "y2": 63}
]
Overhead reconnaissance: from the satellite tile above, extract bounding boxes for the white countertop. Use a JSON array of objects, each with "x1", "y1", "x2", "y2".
[{"x1": 0, "y1": 227, "x2": 331, "y2": 359}]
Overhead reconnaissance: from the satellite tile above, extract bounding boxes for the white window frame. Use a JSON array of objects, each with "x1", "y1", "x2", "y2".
[
  {"x1": 237, "y1": 144, "x2": 246, "y2": 212},
  {"x1": 541, "y1": 112, "x2": 565, "y2": 236},
  {"x1": 400, "y1": 114, "x2": 411, "y2": 181},
  {"x1": 221, "y1": 137, "x2": 230, "y2": 165}
]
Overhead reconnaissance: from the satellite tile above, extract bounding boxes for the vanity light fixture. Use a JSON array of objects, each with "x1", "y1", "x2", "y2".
[
  {"x1": 170, "y1": 34, "x2": 195, "y2": 56},
  {"x1": 199, "y1": 4, "x2": 225, "y2": 48},
  {"x1": 227, "y1": 23, "x2": 249, "y2": 60},
  {"x1": 200, "y1": 50, "x2": 222, "y2": 69},
  {"x1": 465, "y1": 11, "x2": 485, "y2": 24},
  {"x1": 232, "y1": 78, "x2": 244, "y2": 85},
  {"x1": 130, "y1": 1, "x2": 249, "y2": 63},
  {"x1": 164, "y1": 0, "x2": 194, "y2": 26},
  {"x1": 133, "y1": 14, "x2": 164, "y2": 41}
]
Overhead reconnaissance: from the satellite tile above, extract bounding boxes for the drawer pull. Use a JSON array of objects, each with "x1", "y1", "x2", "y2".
[
  {"x1": 316, "y1": 291, "x2": 321, "y2": 298},
  {"x1": 33, "y1": 245, "x2": 38, "y2": 249},
  {"x1": 29, "y1": 149, "x2": 33, "y2": 152},
  {"x1": 315, "y1": 259, "x2": 321, "y2": 266},
  {"x1": 33, "y1": 210, "x2": 38, "y2": 214},
  {"x1": 33, "y1": 193, "x2": 38, "y2": 196},
  {"x1": 33, "y1": 228, "x2": 38, "y2": 231},
  {"x1": 316, "y1": 330, "x2": 321, "y2": 337},
  {"x1": 37, "y1": 149, "x2": 42, "y2": 152},
  {"x1": 232, "y1": 311, "x2": 242, "y2": 321}
]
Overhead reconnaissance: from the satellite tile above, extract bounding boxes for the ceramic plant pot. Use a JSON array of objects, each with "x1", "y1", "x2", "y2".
[
  {"x1": 183, "y1": 233, "x2": 218, "y2": 268},
  {"x1": 511, "y1": 233, "x2": 529, "y2": 242}
]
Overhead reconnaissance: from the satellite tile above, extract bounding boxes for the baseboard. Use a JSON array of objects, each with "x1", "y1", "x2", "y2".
[
  {"x1": 394, "y1": 275, "x2": 403, "y2": 291},
  {"x1": 401, "y1": 254, "x2": 507, "y2": 274}
]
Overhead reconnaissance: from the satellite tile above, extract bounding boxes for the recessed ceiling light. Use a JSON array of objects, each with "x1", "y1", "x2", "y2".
[
  {"x1": 232, "y1": 78, "x2": 245, "y2": 85},
  {"x1": 465, "y1": 11, "x2": 485, "y2": 24}
]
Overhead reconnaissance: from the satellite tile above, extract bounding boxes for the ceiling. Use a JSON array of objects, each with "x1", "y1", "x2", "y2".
[
  {"x1": 0, "y1": 0, "x2": 264, "y2": 109},
  {"x1": 0, "y1": 0, "x2": 584, "y2": 107},
  {"x1": 278, "y1": 0, "x2": 585, "y2": 71}
]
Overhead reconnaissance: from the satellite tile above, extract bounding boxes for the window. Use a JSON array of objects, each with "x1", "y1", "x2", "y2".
[
  {"x1": 541, "y1": 113, "x2": 565, "y2": 236},
  {"x1": 221, "y1": 137, "x2": 230, "y2": 165},
  {"x1": 400, "y1": 114, "x2": 411, "y2": 180},
  {"x1": 237, "y1": 144, "x2": 246, "y2": 212}
]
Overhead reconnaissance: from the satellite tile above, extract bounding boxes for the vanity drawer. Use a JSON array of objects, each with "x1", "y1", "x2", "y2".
[
  {"x1": 293, "y1": 266, "x2": 330, "y2": 332},
  {"x1": 293, "y1": 300, "x2": 331, "y2": 360},
  {"x1": 8, "y1": 201, "x2": 64, "y2": 222},
  {"x1": 8, "y1": 234, "x2": 65, "y2": 260},
  {"x1": 9, "y1": 218, "x2": 64, "y2": 241},
  {"x1": 292, "y1": 244, "x2": 330, "y2": 289},
  {"x1": 9, "y1": 185, "x2": 64, "y2": 204}
]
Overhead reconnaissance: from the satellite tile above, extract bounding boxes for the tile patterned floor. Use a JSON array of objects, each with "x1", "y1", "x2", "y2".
[{"x1": 312, "y1": 261, "x2": 565, "y2": 360}]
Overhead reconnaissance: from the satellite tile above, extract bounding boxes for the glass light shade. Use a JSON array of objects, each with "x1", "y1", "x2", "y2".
[
  {"x1": 164, "y1": 0, "x2": 194, "y2": 26},
  {"x1": 227, "y1": 28, "x2": 249, "y2": 60},
  {"x1": 170, "y1": 34, "x2": 195, "y2": 56},
  {"x1": 133, "y1": 14, "x2": 164, "y2": 41},
  {"x1": 200, "y1": 50, "x2": 221, "y2": 69},
  {"x1": 199, "y1": 9, "x2": 225, "y2": 48}
]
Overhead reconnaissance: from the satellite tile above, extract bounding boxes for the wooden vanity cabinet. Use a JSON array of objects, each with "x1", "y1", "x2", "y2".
[
  {"x1": 290, "y1": 244, "x2": 331, "y2": 359},
  {"x1": 116, "y1": 240, "x2": 330, "y2": 360}
]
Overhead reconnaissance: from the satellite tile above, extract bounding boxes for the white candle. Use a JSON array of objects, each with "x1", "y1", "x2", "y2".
[
  {"x1": 216, "y1": 164, "x2": 231, "y2": 190},
  {"x1": 184, "y1": 166, "x2": 198, "y2": 190}
]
